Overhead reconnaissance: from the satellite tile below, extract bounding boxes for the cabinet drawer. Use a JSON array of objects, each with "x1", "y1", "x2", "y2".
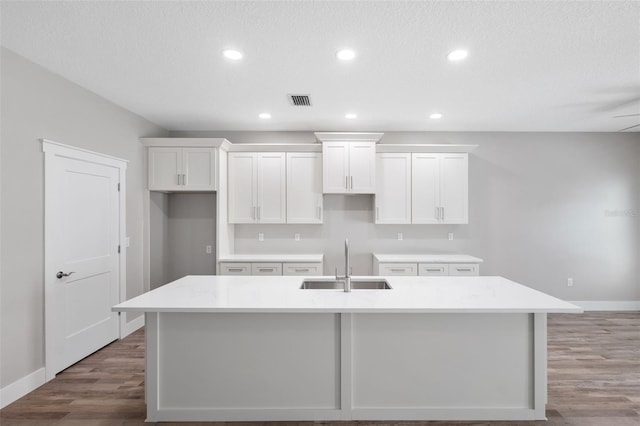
[
  {"x1": 449, "y1": 263, "x2": 479, "y2": 276},
  {"x1": 283, "y1": 263, "x2": 322, "y2": 276},
  {"x1": 220, "y1": 263, "x2": 251, "y2": 275},
  {"x1": 418, "y1": 263, "x2": 449, "y2": 276},
  {"x1": 378, "y1": 263, "x2": 417, "y2": 276},
  {"x1": 251, "y1": 263, "x2": 282, "y2": 276}
]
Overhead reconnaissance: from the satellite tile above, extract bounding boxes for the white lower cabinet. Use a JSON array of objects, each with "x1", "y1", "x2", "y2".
[
  {"x1": 377, "y1": 262, "x2": 479, "y2": 276},
  {"x1": 220, "y1": 261, "x2": 323, "y2": 276}
]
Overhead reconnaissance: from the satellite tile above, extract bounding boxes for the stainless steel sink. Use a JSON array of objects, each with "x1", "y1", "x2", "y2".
[{"x1": 300, "y1": 279, "x2": 391, "y2": 290}]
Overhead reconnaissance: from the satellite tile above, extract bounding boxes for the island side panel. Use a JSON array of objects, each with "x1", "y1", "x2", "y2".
[
  {"x1": 149, "y1": 312, "x2": 344, "y2": 421},
  {"x1": 350, "y1": 313, "x2": 541, "y2": 421}
]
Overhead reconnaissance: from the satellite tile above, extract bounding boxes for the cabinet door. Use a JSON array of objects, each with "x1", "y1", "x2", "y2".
[
  {"x1": 287, "y1": 153, "x2": 323, "y2": 224},
  {"x1": 219, "y1": 263, "x2": 251, "y2": 275},
  {"x1": 257, "y1": 153, "x2": 286, "y2": 223},
  {"x1": 348, "y1": 142, "x2": 376, "y2": 194},
  {"x1": 283, "y1": 262, "x2": 323, "y2": 276},
  {"x1": 440, "y1": 153, "x2": 468, "y2": 224},
  {"x1": 228, "y1": 153, "x2": 257, "y2": 223},
  {"x1": 412, "y1": 153, "x2": 440, "y2": 224},
  {"x1": 418, "y1": 263, "x2": 449, "y2": 276},
  {"x1": 148, "y1": 147, "x2": 182, "y2": 190},
  {"x1": 322, "y1": 142, "x2": 349, "y2": 193},
  {"x1": 448, "y1": 263, "x2": 478, "y2": 276},
  {"x1": 251, "y1": 263, "x2": 282, "y2": 276},
  {"x1": 375, "y1": 153, "x2": 411, "y2": 224},
  {"x1": 378, "y1": 263, "x2": 417, "y2": 276},
  {"x1": 183, "y1": 148, "x2": 217, "y2": 190}
]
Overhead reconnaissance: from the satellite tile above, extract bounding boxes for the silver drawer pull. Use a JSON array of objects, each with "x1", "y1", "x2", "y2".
[
  {"x1": 426, "y1": 269, "x2": 442, "y2": 272},
  {"x1": 228, "y1": 268, "x2": 244, "y2": 272},
  {"x1": 390, "y1": 268, "x2": 406, "y2": 272},
  {"x1": 258, "y1": 268, "x2": 275, "y2": 272},
  {"x1": 294, "y1": 268, "x2": 310, "y2": 272},
  {"x1": 456, "y1": 268, "x2": 473, "y2": 272}
]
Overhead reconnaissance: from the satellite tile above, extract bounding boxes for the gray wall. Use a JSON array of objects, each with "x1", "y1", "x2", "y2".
[
  {"x1": 173, "y1": 130, "x2": 640, "y2": 301},
  {"x1": 150, "y1": 193, "x2": 216, "y2": 288},
  {"x1": 0, "y1": 48, "x2": 167, "y2": 388}
]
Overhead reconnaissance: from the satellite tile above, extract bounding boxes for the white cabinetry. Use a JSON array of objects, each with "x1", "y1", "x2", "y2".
[
  {"x1": 219, "y1": 260, "x2": 323, "y2": 276},
  {"x1": 413, "y1": 153, "x2": 468, "y2": 224},
  {"x1": 286, "y1": 153, "x2": 323, "y2": 224},
  {"x1": 228, "y1": 152, "x2": 286, "y2": 224},
  {"x1": 375, "y1": 153, "x2": 411, "y2": 224},
  {"x1": 148, "y1": 147, "x2": 217, "y2": 191},
  {"x1": 322, "y1": 141, "x2": 376, "y2": 194},
  {"x1": 374, "y1": 254, "x2": 482, "y2": 276}
]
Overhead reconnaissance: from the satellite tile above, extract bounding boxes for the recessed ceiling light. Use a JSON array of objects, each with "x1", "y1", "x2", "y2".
[
  {"x1": 258, "y1": 113, "x2": 271, "y2": 119},
  {"x1": 447, "y1": 49, "x2": 468, "y2": 61},
  {"x1": 345, "y1": 113, "x2": 357, "y2": 119},
  {"x1": 223, "y1": 49, "x2": 243, "y2": 60},
  {"x1": 336, "y1": 49, "x2": 356, "y2": 61},
  {"x1": 429, "y1": 113, "x2": 443, "y2": 119}
]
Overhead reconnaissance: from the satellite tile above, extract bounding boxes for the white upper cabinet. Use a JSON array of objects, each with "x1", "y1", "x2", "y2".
[
  {"x1": 228, "y1": 152, "x2": 286, "y2": 224},
  {"x1": 148, "y1": 147, "x2": 217, "y2": 191},
  {"x1": 287, "y1": 152, "x2": 323, "y2": 224},
  {"x1": 375, "y1": 153, "x2": 411, "y2": 224},
  {"x1": 322, "y1": 141, "x2": 376, "y2": 194},
  {"x1": 413, "y1": 153, "x2": 468, "y2": 224}
]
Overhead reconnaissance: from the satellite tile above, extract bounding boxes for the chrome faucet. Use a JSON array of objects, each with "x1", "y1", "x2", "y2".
[{"x1": 335, "y1": 238, "x2": 352, "y2": 292}]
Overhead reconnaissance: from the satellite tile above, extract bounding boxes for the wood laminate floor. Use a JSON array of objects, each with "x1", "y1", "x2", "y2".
[{"x1": 1, "y1": 312, "x2": 638, "y2": 426}]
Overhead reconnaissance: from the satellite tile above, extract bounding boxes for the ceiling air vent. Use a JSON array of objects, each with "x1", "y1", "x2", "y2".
[{"x1": 289, "y1": 94, "x2": 312, "y2": 106}]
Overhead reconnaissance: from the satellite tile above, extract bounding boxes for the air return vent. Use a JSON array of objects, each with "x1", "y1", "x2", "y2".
[{"x1": 289, "y1": 94, "x2": 312, "y2": 106}]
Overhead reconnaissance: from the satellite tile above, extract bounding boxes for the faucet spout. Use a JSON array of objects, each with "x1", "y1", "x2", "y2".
[{"x1": 344, "y1": 238, "x2": 351, "y2": 292}]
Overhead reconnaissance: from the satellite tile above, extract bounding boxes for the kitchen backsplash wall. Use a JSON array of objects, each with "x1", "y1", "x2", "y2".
[{"x1": 172, "y1": 130, "x2": 640, "y2": 302}]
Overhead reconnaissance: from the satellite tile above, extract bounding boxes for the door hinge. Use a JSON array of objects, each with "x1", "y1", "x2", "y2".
[
  {"x1": 118, "y1": 245, "x2": 121, "y2": 254},
  {"x1": 117, "y1": 183, "x2": 121, "y2": 192}
]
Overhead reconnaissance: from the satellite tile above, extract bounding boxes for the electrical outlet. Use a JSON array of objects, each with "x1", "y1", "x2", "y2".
[
  {"x1": 205, "y1": 245, "x2": 212, "y2": 254},
  {"x1": 567, "y1": 278, "x2": 573, "y2": 287},
  {"x1": 448, "y1": 232, "x2": 454, "y2": 241},
  {"x1": 397, "y1": 233, "x2": 403, "y2": 241},
  {"x1": 125, "y1": 237, "x2": 130, "y2": 247},
  {"x1": 294, "y1": 233, "x2": 300, "y2": 241},
  {"x1": 258, "y1": 233, "x2": 264, "y2": 241}
]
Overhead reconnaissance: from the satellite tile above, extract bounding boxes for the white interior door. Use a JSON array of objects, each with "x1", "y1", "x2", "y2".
[{"x1": 44, "y1": 142, "x2": 124, "y2": 379}]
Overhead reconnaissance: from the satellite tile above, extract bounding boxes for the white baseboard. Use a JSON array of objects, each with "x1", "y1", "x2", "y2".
[
  {"x1": 0, "y1": 367, "x2": 46, "y2": 409},
  {"x1": 122, "y1": 314, "x2": 145, "y2": 338},
  {"x1": 569, "y1": 300, "x2": 640, "y2": 311}
]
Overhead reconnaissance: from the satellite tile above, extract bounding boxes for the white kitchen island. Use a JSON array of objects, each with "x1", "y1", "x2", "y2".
[{"x1": 113, "y1": 275, "x2": 581, "y2": 422}]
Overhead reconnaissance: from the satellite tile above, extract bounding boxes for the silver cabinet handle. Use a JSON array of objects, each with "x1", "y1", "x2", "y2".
[
  {"x1": 390, "y1": 268, "x2": 406, "y2": 272},
  {"x1": 345, "y1": 176, "x2": 349, "y2": 190},
  {"x1": 441, "y1": 206, "x2": 444, "y2": 221},
  {"x1": 56, "y1": 271, "x2": 75, "y2": 279},
  {"x1": 426, "y1": 268, "x2": 442, "y2": 272},
  {"x1": 253, "y1": 206, "x2": 256, "y2": 220},
  {"x1": 457, "y1": 268, "x2": 473, "y2": 272},
  {"x1": 350, "y1": 175, "x2": 353, "y2": 190},
  {"x1": 258, "y1": 268, "x2": 275, "y2": 272},
  {"x1": 228, "y1": 268, "x2": 244, "y2": 272},
  {"x1": 258, "y1": 206, "x2": 261, "y2": 220},
  {"x1": 177, "y1": 174, "x2": 181, "y2": 185},
  {"x1": 294, "y1": 268, "x2": 310, "y2": 272},
  {"x1": 183, "y1": 174, "x2": 187, "y2": 186}
]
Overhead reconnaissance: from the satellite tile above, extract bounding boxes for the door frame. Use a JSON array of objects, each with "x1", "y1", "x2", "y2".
[{"x1": 42, "y1": 139, "x2": 128, "y2": 381}]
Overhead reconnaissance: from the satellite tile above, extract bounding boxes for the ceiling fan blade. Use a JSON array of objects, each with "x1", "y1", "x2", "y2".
[
  {"x1": 613, "y1": 114, "x2": 640, "y2": 118},
  {"x1": 618, "y1": 123, "x2": 640, "y2": 131}
]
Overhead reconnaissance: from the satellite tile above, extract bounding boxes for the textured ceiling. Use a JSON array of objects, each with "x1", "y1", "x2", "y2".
[{"x1": 1, "y1": 1, "x2": 639, "y2": 132}]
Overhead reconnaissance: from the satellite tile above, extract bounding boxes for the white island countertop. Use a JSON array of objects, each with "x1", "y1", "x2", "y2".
[{"x1": 113, "y1": 275, "x2": 581, "y2": 314}]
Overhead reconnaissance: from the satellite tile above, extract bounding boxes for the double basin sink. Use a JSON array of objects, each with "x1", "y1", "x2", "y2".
[{"x1": 300, "y1": 278, "x2": 391, "y2": 290}]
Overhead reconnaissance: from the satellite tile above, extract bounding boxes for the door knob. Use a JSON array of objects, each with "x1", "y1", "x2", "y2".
[{"x1": 56, "y1": 271, "x2": 75, "y2": 279}]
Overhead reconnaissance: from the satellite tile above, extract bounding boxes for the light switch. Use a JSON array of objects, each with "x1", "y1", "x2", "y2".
[
  {"x1": 294, "y1": 233, "x2": 300, "y2": 241},
  {"x1": 258, "y1": 233, "x2": 264, "y2": 241}
]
